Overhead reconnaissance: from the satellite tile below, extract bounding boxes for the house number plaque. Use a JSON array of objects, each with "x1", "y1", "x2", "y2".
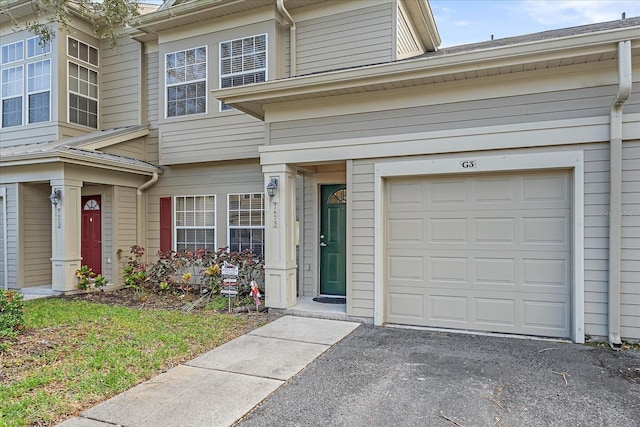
[
  {"x1": 272, "y1": 200, "x2": 278, "y2": 228},
  {"x1": 459, "y1": 160, "x2": 477, "y2": 169}
]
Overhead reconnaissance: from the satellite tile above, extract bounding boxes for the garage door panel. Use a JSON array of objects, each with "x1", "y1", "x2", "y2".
[
  {"x1": 430, "y1": 295, "x2": 468, "y2": 322},
  {"x1": 385, "y1": 171, "x2": 572, "y2": 338},
  {"x1": 429, "y1": 256, "x2": 467, "y2": 283},
  {"x1": 522, "y1": 216, "x2": 569, "y2": 245},
  {"x1": 388, "y1": 255, "x2": 424, "y2": 281},
  {"x1": 388, "y1": 218, "x2": 424, "y2": 242},
  {"x1": 473, "y1": 218, "x2": 515, "y2": 243},
  {"x1": 474, "y1": 298, "x2": 516, "y2": 326},
  {"x1": 522, "y1": 174, "x2": 568, "y2": 203}
]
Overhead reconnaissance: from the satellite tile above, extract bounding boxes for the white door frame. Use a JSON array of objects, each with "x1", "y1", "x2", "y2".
[{"x1": 374, "y1": 150, "x2": 585, "y2": 343}]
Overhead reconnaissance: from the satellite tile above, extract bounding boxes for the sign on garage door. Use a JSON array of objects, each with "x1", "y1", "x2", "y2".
[{"x1": 385, "y1": 171, "x2": 571, "y2": 338}]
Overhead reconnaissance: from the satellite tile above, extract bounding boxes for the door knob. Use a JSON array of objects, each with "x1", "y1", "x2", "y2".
[{"x1": 319, "y1": 242, "x2": 327, "y2": 247}]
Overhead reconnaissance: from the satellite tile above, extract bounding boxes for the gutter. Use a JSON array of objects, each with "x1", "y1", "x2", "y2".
[
  {"x1": 136, "y1": 172, "x2": 159, "y2": 248},
  {"x1": 276, "y1": 0, "x2": 296, "y2": 76},
  {"x1": 608, "y1": 40, "x2": 632, "y2": 349}
]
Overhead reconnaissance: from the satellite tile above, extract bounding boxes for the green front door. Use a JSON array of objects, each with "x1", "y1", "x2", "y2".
[{"x1": 320, "y1": 184, "x2": 347, "y2": 296}]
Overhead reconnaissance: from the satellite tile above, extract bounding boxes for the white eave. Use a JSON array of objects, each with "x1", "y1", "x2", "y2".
[{"x1": 213, "y1": 24, "x2": 640, "y2": 120}]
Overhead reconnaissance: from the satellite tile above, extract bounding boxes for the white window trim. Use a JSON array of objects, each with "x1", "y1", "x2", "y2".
[
  {"x1": 26, "y1": 36, "x2": 51, "y2": 59},
  {"x1": 1, "y1": 40, "x2": 24, "y2": 65},
  {"x1": 66, "y1": 36, "x2": 99, "y2": 67},
  {"x1": 226, "y1": 192, "x2": 266, "y2": 254},
  {"x1": 1, "y1": 65, "x2": 24, "y2": 128},
  {"x1": 27, "y1": 58, "x2": 51, "y2": 124},
  {"x1": 218, "y1": 33, "x2": 268, "y2": 112},
  {"x1": 164, "y1": 46, "x2": 208, "y2": 119},
  {"x1": 67, "y1": 60, "x2": 99, "y2": 129},
  {"x1": 373, "y1": 150, "x2": 585, "y2": 343},
  {"x1": 173, "y1": 194, "x2": 217, "y2": 252}
]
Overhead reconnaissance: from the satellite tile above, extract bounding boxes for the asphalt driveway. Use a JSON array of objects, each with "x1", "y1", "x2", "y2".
[{"x1": 236, "y1": 325, "x2": 640, "y2": 427}]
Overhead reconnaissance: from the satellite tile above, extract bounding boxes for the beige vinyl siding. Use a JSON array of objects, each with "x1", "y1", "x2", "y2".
[
  {"x1": 114, "y1": 186, "x2": 138, "y2": 283},
  {"x1": 396, "y1": 2, "x2": 423, "y2": 59},
  {"x1": 101, "y1": 188, "x2": 114, "y2": 284},
  {"x1": 0, "y1": 193, "x2": 5, "y2": 289},
  {"x1": 302, "y1": 175, "x2": 316, "y2": 296},
  {"x1": 146, "y1": 51, "x2": 160, "y2": 165},
  {"x1": 101, "y1": 37, "x2": 142, "y2": 128},
  {"x1": 350, "y1": 160, "x2": 375, "y2": 317},
  {"x1": 101, "y1": 137, "x2": 147, "y2": 161},
  {"x1": 160, "y1": 115, "x2": 264, "y2": 165},
  {"x1": 21, "y1": 184, "x2": 52, "y2": 287},
  {"x1": 296, "y1": 2, "x2": 394, "y2": 76},
  {"x1": 583, "y1": 145, "x2": 610, "y2": 338},
  {"x1": 270, "y1": 85, "x2": 621, "y2": 145},
  {"x1": 0, "y1": 125, "x2": 58, "y2": 148},
  {"x1": 145, "y1": 160, "x2": 263, "y2": 256},
  {"x1": 4, "y1": 185, "x2": 18, "y2": 289},
  {"x1": 621, "y1": 140, "x2": 640, "y2": 339}
]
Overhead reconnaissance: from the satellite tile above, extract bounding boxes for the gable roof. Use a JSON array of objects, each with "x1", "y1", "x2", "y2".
[{"x1": 213, "y1": 16, "x2": 640, "y2": 120}]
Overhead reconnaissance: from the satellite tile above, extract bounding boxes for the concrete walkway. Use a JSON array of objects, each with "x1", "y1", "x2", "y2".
[{"x1": 57, "y1": 316, "x2": 361, "y2": 427}]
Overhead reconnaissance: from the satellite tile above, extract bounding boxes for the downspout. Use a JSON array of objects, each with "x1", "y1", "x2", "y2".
[
  {"x1": 608, "y1": 40, "x2": 632, "y2": 349},
  {"x1": 1, "y1": 187, "x2": 7, "y2": 290},
  {"x1": 277, "y1": 0, "x2": 296, "y2": 76},
  {"x1": 136, "y1": 172, "x2": 159, "y2": 247}
]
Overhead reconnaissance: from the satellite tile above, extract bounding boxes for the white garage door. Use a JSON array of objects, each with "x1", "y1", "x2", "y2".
[{"x1": 385, "y1": 171, "x2": 572, "y2": 338}]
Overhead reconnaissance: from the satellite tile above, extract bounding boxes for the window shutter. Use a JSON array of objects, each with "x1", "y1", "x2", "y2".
[{"x1": 160, "y1": 197, "x2": 172, "y2": 252}]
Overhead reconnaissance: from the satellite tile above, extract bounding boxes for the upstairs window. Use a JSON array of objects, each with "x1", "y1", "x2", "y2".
[
  {"x1": 1, "y1": 38, "x2": 51, "y2": 128},
  {"x1": 219, "y1": 34, "x2": 266, "y2": 111},
  {"x1": 27, "y1": 36, "x2": 51, "y2": 58},
  {"x1": 67, "y1": 37, "x2": 98, "y2": 129},
  {"x1": 165, "y1": 46, "x2": 207, "y2": 117},
  {"x1": 1, "y1": 41, "x2": 23, "y2": 65},
  {"x1": 1, "y1": 66, "x2": 23, "y2": 127}
]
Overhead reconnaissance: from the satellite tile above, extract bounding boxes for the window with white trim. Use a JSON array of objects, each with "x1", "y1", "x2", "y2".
[
  {"x1": 1, "y1": 66, "x2": 23, "y2": 127},
  {"x1": 67, "y1": 37, "x2": 98, "y2": 128},
  {"x1": 227, "y1": 193, "x2": 265, "y2": 255},
  {"x1": 219, "y1": 34, "x2": 266, "y2": 111},
  {"x1": 165, "y1": 46, "x2": 207, "y2": 117},
  {"x1": 1, "y1": 37, "x2": 51, "y2": 128},
  {"x1": 175, "y1": 195, "x2": 216, "y2": 252}
]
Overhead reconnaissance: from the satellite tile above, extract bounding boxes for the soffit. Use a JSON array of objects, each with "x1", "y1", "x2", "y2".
[{"x1": 214, "y1": 25, "x2": 640, "y2": 120}]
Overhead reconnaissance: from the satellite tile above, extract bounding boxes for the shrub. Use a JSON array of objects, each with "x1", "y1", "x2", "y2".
[
  {"x1": 123, "y1": 245, "x2": 264, "y2": 302},
  {"x1": 0, "y1": 290, "x2": 26, "y2": 338},
  {"x1": 75, "y1": 265, "x2": 109, "y2": 290}
]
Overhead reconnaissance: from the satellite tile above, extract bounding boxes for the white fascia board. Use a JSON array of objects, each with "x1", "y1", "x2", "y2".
[
  {"x1": 78, "y1": 126, "x2": 149, "y2": 150},
  {"x1": 259, "y1": 116, "x2": 610, "y2": 165},
  {"x1": 0, "y1": 153, "x2": 160, "y2": 175},
  {"x1": 214, "y1": 26, "x2": 639, "y2": 119}
]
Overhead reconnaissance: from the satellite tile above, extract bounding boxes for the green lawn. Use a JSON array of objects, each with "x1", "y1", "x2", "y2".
[{"x1": 0, "y1": 297, "x2": 269, "y2": 426}]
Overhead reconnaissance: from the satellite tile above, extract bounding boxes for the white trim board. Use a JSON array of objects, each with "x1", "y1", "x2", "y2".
[{"x1": 373, "y1": 150, "x2": 585, "y2": 343}]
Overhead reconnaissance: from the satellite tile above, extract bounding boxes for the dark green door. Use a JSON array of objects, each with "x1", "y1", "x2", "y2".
[{"x1": 320, "y1": 184, "x2": 347, "y2": 296}]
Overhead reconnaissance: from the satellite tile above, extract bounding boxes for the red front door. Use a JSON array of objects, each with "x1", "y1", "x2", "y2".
[{"x1": 81, "y1": 196, "x2": 102, "y2": 275}]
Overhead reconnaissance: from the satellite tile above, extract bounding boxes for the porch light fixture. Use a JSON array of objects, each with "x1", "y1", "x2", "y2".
[
  {"x1": 266, "y1": 177, "x2": 279, "y2": 198},
  {"x1": 49, "y1": 189, "x2": 62, "y2": 205}
]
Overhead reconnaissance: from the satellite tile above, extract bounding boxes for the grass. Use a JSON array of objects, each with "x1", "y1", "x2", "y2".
[{"x1": 0, "y1": 297, "x2": 269, "y2": 426}]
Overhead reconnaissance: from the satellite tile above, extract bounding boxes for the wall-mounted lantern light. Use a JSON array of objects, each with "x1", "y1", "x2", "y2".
[
  {"x1": 266, "y1": 177, "x2": 279, "y2": 198},
  {"x1": 49, "y1": 189, "x2": 62, "y2": 205}
]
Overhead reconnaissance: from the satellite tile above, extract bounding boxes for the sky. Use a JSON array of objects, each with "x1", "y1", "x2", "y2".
[{"x1": 430, "y1": 0, "x2": 640, "y2": 47}]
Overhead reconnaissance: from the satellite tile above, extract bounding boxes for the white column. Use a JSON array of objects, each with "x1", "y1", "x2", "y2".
[
  {"x1": 264, "y1": 164, "x2": 297, "y2": 308},
  {"x1": 50, "y1": 179, "x2": 83, "y2": 292}
]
